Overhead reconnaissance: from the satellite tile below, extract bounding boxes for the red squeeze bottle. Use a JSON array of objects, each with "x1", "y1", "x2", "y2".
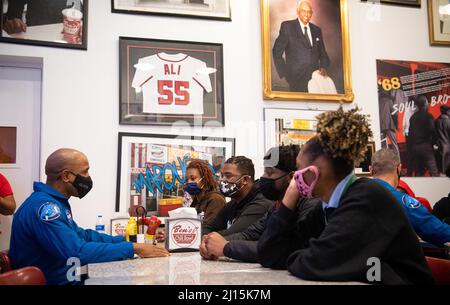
[{"x1": 145, "y1": 216, "x2": 161, "y2": 244}]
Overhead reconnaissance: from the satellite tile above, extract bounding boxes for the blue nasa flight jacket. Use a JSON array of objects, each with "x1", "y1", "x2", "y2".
[
  {"x1": 373, "y1": 178, "x2": 450, "y2": 247},
  {"x1": 9, "y1": 182, "x2": 134, "y2": 285}
]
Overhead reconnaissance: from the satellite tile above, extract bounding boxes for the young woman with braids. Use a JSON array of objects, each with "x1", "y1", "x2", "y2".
[
  {"x1": 258, "y1": 107, "x2": 434, "y2": 284},
  {"x1": 184, "y1": 159, "x2": 226, "y2": 226}
]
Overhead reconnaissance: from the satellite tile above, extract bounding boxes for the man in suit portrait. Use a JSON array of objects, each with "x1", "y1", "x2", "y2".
[{"x1": 272, "y1": 0, "x2": 330, "y2": 93}]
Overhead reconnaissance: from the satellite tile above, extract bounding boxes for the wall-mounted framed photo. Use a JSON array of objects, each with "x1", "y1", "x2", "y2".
[
  {"x1": 111, "y1": 0, "x2": 231, "y2": 21},
  {"x1": 428, "y1": 0, "x2": 450, "y2": 46},
  {"x1": 116, "y1": 132, "x2": 235, "y2": 216},
  {"x1": 119, "y1": 37, "x2": 224, "y2": 126},
  {"x1": 261, "y1": 0, "x2": 353, "y2": 102},
  {"x1": 0, "y1": 0, "x2": 88, "y2": 50},
  {"x1": 355, "y1": 141, "x2": 375, "y2": 177},
  {"x1": 361, "y1": 0, "x2": 421, "y2": 7},
  {"x1": 263, "y1": 108, "x2": 324, "y2": 152}
]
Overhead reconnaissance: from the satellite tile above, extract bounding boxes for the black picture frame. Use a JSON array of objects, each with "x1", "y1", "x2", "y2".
[
  {"x1": 0, "y1": 0, "x2": 88, "y2": 50},
  {"x1": 361, "y1": 0, "x2": 421, "y2": 8},
  {"x1": 111, "y1": 0, "x2": 231, "y2": 21},
  {"x1": 115, "y1": 132, "x2": 235, "y2": 214},
  {"x1": 119, "y1": 36, "x2": 225, "y2": 126}
]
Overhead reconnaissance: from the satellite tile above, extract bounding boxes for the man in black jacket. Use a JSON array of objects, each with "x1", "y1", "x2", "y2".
[
  {"x1": 435, "y1": 105, "x2": 450, "y2": 173},
  {"x1": 203, "y1": 198, "x2": 321, "y2": 263},
  {"x1": 201, "y1": 156, "x2": 274, "y2": 239},
  {"x1": 201, "y1": 145, "x2": 310, "y2": 262},
  {"x1": 409, "y1": 95, "x2": 439, "y2": 176}
]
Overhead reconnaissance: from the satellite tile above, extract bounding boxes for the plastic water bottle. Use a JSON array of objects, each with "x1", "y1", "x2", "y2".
[{"x1": 95, "y1": 215, "x2": 105, "y2": 234}]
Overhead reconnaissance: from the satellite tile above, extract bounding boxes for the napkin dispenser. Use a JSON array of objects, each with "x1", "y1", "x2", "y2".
[{"x1": 165, "y1": 207, "x2": 202, "y2": 252}]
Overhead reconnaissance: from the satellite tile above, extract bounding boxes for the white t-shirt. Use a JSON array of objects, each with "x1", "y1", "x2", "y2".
[{"x1": 132, "y1": 52, "x2": 212, "y2": 115}]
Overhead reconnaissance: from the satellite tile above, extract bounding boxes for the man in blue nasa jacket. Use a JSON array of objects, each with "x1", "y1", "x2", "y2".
[
  {"x1": 370, "y1": 148, "x2": 450, "y2": 247},
  {"x1": 10, "y1": 148, "x2": 169, "y2": 285}
]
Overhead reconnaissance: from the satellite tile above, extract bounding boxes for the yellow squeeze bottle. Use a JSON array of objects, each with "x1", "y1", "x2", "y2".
[{"x1": 125, "y1": 217, "x2": 137, "y2": 242}]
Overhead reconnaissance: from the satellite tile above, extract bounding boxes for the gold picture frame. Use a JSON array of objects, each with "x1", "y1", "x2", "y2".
[
  {"x1": 428, "y1": 0, "x2": 450, "y2": 46},
  {"x1": 261, "y1": 0, "x2": 353, "y2": 102}
]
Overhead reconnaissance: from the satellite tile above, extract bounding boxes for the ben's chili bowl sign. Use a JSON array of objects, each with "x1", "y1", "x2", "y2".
[{"x1": 170, "y1": 220, "x2": 200, "y2": 248}]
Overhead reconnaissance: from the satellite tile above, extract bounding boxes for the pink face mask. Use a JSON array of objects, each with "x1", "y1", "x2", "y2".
[{"x1": 294, "y1": 165, "x2": 319, "y2": 198}]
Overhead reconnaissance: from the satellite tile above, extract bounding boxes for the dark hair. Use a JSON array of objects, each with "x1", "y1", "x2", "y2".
[
  {"x1": 303, "y1": 138, "x2": 354, "y2": 179},
  {"x1": 416, "y1": 95, "x2": 428, "y2": 109},
  {"x1": 186, "y1": 159, "x2": 217, "y2": 192},
  {"x1": 440, "y1": 105, "x2": 450, "y2": 115},
  {"x1": 264, "y1": 145, "x2": 300, "y2": 173},
  {"x1": 225, "y1": 156, "x2": 255, "y2": 181},
  {"x1": 304, "y1": 107, "x2": 373, "y2": 179}
]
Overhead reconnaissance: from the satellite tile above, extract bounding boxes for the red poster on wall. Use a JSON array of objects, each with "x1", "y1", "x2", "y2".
[{"x1": 376, "y1": 59, "x2": 450, "y2": 177}]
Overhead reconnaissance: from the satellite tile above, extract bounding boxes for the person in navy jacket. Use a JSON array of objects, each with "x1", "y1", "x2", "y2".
[
  {"x1": 371, "y1": 148, "x2": 450, "y2": 247},
  {"x1": 9, "y1": 148, "x2": 169, "y2": 285}
]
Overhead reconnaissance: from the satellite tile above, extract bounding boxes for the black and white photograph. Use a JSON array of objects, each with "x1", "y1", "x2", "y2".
[{"x1": 112, "y1": 0, "x2": 231, "y2": 20}]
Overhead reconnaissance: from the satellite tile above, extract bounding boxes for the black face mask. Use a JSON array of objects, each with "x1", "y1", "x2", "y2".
[
  {"x1": 259, "y1": 173, "x2": 290, "y2": 201},
  {"x1": 69, "y1": 172, "x2": 93, "y2": 199}
]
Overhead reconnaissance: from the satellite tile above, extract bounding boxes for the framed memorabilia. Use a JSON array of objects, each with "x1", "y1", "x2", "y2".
[
  {"x1": 0, "y1": 0, "x2": 88, "y2": 50},
  {"x1": 116, "y1": 132, "x2": 235, "y2": 216},
  {"x1": 361, "y1": 0, "x2": 421, "y2": 7},
  {"x1": 119, "y1": 37, "x2": 225, "y2": 126},
  {"x1": 355, "y1": 141, "x2": 375, "y2": 177},
  {"x1": 428, "y1": 0, "x2": 450, "y2": 45},
  {"x1": 263, "y1": 108, "x2": 324, "y2": 151},
  {"x1": 0, "y1": 126, "x2": 17, "y2": 166},
  {"x1": 261, "y1": 0, "x2": 353, "y2": 102},
  {"x1": 111, "y1": 0, "x2": 231, "y2": 21},
  {"x1": 110, "y1": 217, "x2": 129, "y2": 236},
  {"x1": 376, "y1": 59, "x2": 450, "y2": 177}
]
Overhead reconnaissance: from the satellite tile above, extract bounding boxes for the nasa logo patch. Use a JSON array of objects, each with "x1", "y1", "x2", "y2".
[
  {"x1": 402, "y1": 195, "x2": 420, "y2": 209},
  {"x1": 66, "y1": 209, "x2": 73, "y2": 223},
  {"x1": 38, "y1": 202, "x2": 61, "y2": 222}
]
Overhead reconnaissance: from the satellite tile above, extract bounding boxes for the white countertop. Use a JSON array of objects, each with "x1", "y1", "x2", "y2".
[{"x1": 86, "y1": 252, "x2": 365, "y2": 285}]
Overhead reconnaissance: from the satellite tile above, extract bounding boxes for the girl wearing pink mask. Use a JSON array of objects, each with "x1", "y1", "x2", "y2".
[{"x1": 258, "y1": 107, "x2": 434, "y2": 285}]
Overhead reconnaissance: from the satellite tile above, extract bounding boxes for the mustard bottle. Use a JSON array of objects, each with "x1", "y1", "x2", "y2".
[{"x1": 125, "y1": 216, "x2": 137, "y2": 242}]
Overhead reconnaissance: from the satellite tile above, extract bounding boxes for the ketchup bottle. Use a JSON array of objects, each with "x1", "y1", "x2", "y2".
[{"x1": 145, "y1": 216, "x2": 161, "y2": 244}]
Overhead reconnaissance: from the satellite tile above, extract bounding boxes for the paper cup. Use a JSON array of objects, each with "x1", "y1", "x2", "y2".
[{"x1": 62, "y1": 8, "x2": 83, "y2": 43}]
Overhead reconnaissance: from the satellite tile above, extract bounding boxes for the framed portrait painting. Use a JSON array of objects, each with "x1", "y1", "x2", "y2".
[
  {"x1": 261, "y1": 0, "x2": 353, "y2": 102},
  {"x1": 428, "y1": 0, "x2": 450, "y2": 45},
  {"x1": 119, "y1": 37, "x2": 225, "y2": 126},
  {"x1": 116, "y1": 132, "x2": 234, "y2": 216},
  {"x1": 111, "y1": 0, "x2": 231, "y2": 21},
  {"x1": 0, "y1": 0, "x2": 88, "y2": 50}
]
